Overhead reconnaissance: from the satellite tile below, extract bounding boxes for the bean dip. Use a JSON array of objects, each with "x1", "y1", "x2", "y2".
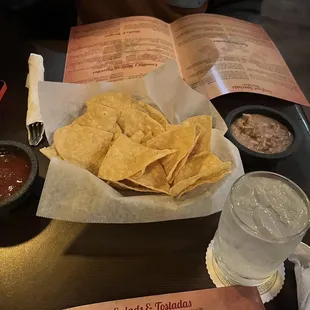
[{"x1": 231, "y1": 114, "x2": 293, "y2": 154}]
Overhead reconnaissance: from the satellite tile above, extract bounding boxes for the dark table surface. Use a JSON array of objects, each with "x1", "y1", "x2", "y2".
[{"x1": 1, "y1": 14, "x2": 310, "y2": 310}]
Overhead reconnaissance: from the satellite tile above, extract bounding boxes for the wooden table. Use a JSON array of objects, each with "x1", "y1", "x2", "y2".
[{"x1": 1, "y1": 18, "x2": 310, "y2": 310}]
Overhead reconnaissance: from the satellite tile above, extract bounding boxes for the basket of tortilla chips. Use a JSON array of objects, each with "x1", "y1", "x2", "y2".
[
  {"x1": 41, "y1": 92, "x2": 232, "y2": 198},
  {"x1": 37, "y1": 62, "x2": 243, "y2": 223}
]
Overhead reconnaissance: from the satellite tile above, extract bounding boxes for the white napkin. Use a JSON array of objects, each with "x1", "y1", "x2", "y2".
[
  {"x1": 289, "y1": 242, "x2": 310, "y2": 310},
  {"x1": 26, "y1": 53, "x2": 45, "y2": 145}
]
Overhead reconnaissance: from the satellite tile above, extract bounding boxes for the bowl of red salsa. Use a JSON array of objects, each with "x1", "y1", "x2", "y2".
[{"x1": 0, "y1": 141, "x2": 38, "y2": 213}]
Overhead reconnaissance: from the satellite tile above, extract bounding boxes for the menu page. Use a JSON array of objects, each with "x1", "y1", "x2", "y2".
[
  {"x1": 68, "y1": 286, "x2": 264, "y2": 310},
  {"x1": 171, "y1": 14, "x2": 309, "y2": 106},
  {"x1": 64, "y1": 14, "x2": 308, "y2": 106},
  {"x1": 64, "y1": 16, "x2": 178, "y2": 83}
]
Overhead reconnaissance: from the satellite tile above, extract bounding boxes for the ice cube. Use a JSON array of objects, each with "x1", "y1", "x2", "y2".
[
  {"x1": 233, "y1": 175, "x2": 309, "y2": 238},
  {"x1": 253, "y1": 204, "x2": 290, "y2": 239}
]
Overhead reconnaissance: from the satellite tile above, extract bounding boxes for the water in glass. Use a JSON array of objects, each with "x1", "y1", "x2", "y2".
[{"x1": 213, "y1": 172, "x2": 309, "y2": 286}]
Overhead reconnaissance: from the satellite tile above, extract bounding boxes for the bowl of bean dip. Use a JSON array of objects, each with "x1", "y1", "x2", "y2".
[
  {"x1": 225, "y1": 106, "x2": 300, "y2": 161},
  {"x1": 0, "y1": 141, "x2": 38, "y2": 214}
]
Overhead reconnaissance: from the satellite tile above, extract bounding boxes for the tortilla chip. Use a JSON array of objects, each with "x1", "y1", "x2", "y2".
[
  {"x1": 140, "y1": 132, "x2": 153, "y2": 144},
  {"x1": 108, "y1": 180, "x2": 157, "y2": 193},
  {"x1": 98, "y1": 134, "x2": 176, "y2": 181},
  {"x1": 129, "y1": 161, "x2": 170, "y2": 194},
  {"x1": 174, "y1": 152, "x2": 220, "y2": 184},
  {"x1": 86, "y1": 103, "x2": 120, "y2": 132},
  {"x1": 182, "y1": 115, "x2": 212, "y2": 155},
  {"x1": 131, "y1": 131, "x2": 145, "y2": 143},
  {"x1": 176, "y1": 168, "x2": 231, "y2": 198},
  {"x1": 170, "y1": 131, "x2": 201, "y2": 183},
  {"x1": 165, "y1": 124, "x2": 182, "y2": 131},
  {"x1": 86, "y1": 92, "x2": 132, "y2": 111},
  {"x1": 146, "y1": 126, "x2": 197, "y2": 183},
  {"x1": 40, "y1": 144, "x2": 62, "y2": 160},
  {"x1": 170, "y1": 153, "x2": 231, "y2": 197},
  {"x1": 73, "y1": 113, "x2": 92, "y2": 125},
  {"x1": 72, "y1": 113, "x2": 93, "y2": 127},
  {"x1": 73, "y1": 112, "x2": 118, "y2": 134},
  {"x1": 118, "y1": 109, "x2": 165, "y2": 138},
  {"x1": 132, "y1": 100, "x2": 168, "y2": 128},
  {"x1": 112, "y1": 124, "x2": 122, "y2": 142},
  {"x1": 171, "y1": 164, "x2": 231, "y2": 198},
  {"x1": 54, "y1": 124, "x2": 113, "y2": 174}
]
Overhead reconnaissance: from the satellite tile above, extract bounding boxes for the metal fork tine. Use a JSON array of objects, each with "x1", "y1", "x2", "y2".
[
  {"x1": 32, "y1": 124, "x2": 36, "y2": 138},
  {"x1": 33, "y1": 125, "x2": 37, "y2": 139},
  {"x1": 37, "y1": 123, "x2": 43, "y2": 137},
  {"x1": 35, "y1": 123, "x2": 39, "y2": 138},
  {"x1": 29, "y1": 122, "x2": 44, "y2": 146},
  {"x1": 31, "y1": 125, "x2": 36, "y2": 138}
]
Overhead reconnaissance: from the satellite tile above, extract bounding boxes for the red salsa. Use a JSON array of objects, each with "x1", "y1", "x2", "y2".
[{"x1": 0, "y1": 152, "x2": 31, "y2": 201}]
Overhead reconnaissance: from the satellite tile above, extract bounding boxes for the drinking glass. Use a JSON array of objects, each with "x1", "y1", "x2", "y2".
[{"x1": 213, "y1": 171, "x2": 310, "y2": 286}]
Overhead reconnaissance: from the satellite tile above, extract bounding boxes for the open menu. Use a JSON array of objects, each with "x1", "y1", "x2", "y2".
[
  {"x1": 64, "y1": 14, "x2": 309, "y2": 106},
  {"x1": 68, "y1": 286, "x2": 264, "y2": 310}
]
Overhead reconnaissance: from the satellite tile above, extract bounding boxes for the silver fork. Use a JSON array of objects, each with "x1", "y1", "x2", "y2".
[{"x1": 29, "y1": 122, "x2": 44, "y2": 146}]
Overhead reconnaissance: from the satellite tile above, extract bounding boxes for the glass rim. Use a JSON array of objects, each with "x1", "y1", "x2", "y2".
[{"x1": 229, "y1": 171, "x2": 310, "y2": 243}]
